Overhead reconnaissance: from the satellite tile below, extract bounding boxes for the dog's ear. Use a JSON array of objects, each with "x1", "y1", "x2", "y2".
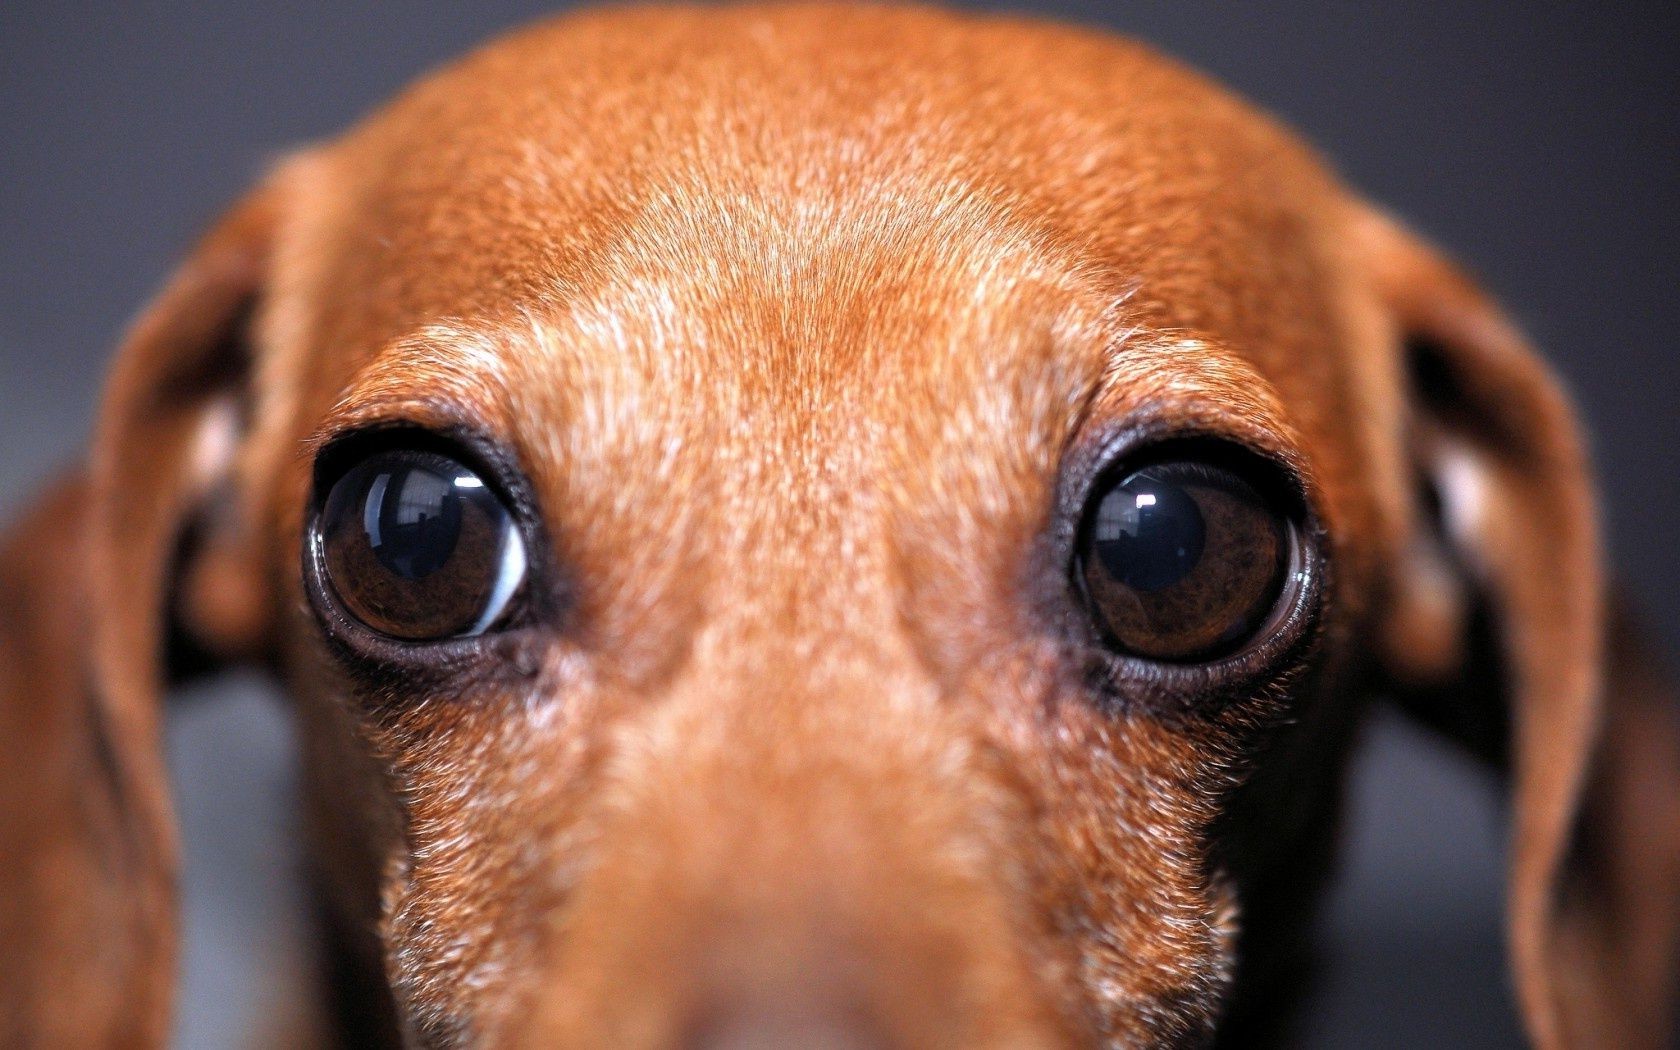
[
  {"x1": 1362, "y1": 210, "x2": 1680, "y2": 1048},
  {"x1": 0, "y1": 179, "x2": 284, "y2": 1046}
]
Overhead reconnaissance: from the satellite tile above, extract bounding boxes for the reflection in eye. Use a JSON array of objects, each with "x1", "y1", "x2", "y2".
[
  {"x1": 318, "y1": 449, "x2": 527, "y2": 640},
  {"x1": 1092, "y1": 475, "x2": 1206, "y2": 592},
  {"x1": 1078, "y1": 460, "x2": 1297, "y2": 662}
]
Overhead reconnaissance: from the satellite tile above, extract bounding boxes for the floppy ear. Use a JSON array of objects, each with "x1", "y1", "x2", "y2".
[
  {"x1": 0, "y1": 183, "x2": 281, "y2": 1046},
  {"x1": 1364, "y1": 210, "x2": 1680, "y2": 1048}
]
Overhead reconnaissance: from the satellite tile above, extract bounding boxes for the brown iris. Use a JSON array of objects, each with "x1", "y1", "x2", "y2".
[
  {"x1": 318, "y1": 449, "x2": 526, "y2": 640},
  {"x1": 1077, "y1": 459, "x2": 1296, "y2": 662}
]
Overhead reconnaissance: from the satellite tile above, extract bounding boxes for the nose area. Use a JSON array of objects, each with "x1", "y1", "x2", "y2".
[
  {"x1": 503, "y1": 663, "x2": 1078, "y2": 1048},
  {"x1": 684, "y1": 956, "x2": 885, "y2": 1050},
  {"x1": 514, "y1": 815, "x2": 1073, "y2": 1048},
  {"x1": 520, "y1": 855, "x2": 1072, "y2": 1050},
  {"x1": 690, "y1": 1011, "x2": 882, "y2": 1050}
]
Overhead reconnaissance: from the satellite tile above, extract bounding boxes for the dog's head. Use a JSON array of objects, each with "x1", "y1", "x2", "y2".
[{"x1": 9, "y1": 5, "x2": 1677, "y2": 1047}]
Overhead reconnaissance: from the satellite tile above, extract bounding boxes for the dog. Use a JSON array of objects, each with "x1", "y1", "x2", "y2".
[{"x1": 3, "y1": 4, "x2": 1677, "y2": 1047}]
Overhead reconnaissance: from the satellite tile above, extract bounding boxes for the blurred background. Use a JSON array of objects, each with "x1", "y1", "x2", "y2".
[{"x1": 3, "y1": 2, "x2": 1676, "y2": 1046}]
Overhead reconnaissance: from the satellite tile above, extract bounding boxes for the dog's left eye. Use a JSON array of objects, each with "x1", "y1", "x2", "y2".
[
  {"x1": 315, "y1": 449, "x2": 527, "y2": 640},
  {"x1": 1074, "y1": 453, "x2": 1301, "y2": 663}
]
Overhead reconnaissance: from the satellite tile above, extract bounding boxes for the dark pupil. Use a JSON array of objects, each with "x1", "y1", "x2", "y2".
[
  {"x1": 366, "y1": 465, "x2": 464, "y2": 579},
  {"x1": 1079, "y1": 459, "x2": 1292, "y2": 663},
  {"x1": 1092, "y1": 470, "x2": 1205, "y2": 592},
  {"x1": 318, "y1": 448, "x2": 519, "y2": 641}
]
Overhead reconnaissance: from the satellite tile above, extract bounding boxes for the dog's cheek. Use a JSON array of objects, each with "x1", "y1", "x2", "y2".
[
  {"x1": 928, "y1": 630, "x2": 1255, "y2": 1046},
  {"x1": 398, "y1": 712, "x2": 615, "y2": 1046},
  {"x1": 1002, "y1": 692, "x2": 1244, "y2": 1047},
  {"x1": 287, "y1": 640, "x2": 612, "y2": 1046}
]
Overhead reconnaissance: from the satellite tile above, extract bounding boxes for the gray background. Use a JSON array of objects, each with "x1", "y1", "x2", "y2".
[{"x1": 4, "y1": 2, "x2": 1676, "y2": 1047}]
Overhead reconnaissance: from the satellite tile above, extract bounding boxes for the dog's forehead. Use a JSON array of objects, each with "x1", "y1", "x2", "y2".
[
  {"x1": 291, "y1": 4, "x2": 1353, "y2": 362},
  {"x1": 271, "y1": 5, "x2": 1383, "y2": 612}
]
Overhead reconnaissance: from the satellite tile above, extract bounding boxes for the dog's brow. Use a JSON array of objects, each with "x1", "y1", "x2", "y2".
[
  {"x1": 1080, "y1": 333, "x2": 1314, "y2": 481},
  {"x1": 302, "y1": 323, "x2": 528, "y2": 457},
  {"x1": 1105, "y1": 336, "x2": 1298, "y2": 429}
]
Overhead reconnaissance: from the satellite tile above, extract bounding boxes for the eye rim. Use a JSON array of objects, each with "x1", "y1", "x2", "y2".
[
  {"x1": 302, "y1": 423, "x2": 558, "y2": 670},
  {"x1": 1058, "y1": 428, "x2": 1325, "y2": 700}
]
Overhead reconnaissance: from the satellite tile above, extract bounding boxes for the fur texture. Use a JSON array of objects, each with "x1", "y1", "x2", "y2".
[{"x1": 2, "y1": 5, "x2": 1676, "y2": 1047}]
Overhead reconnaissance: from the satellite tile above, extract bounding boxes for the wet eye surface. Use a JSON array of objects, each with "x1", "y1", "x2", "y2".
[
  {"x1": 1076, "y1": 458, "x2": 1299, "y2": 662},
  {"x1": 316, "y1": 448, "x2": 527, "y2": 641}
]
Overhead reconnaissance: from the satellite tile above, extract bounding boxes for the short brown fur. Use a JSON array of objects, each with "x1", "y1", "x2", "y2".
[{"x1": 3, "y1": 5, "x2": 1676, "y2": 1047}]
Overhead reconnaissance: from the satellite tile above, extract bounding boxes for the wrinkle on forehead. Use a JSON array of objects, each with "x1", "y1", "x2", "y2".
[
  {"x1": 269, "y1": 2, "x2": 1356, "y2": 563},
  {"x1": 325, "y1": 175, "x2": 1122, "y2": 492},
  {"x1": 313, "y1": 146, "x2": 1317, "y2": 551}
]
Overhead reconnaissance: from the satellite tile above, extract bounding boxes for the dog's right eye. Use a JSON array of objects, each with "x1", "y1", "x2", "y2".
[
  {"x1": 314, "y1": 449, "x2": 527, "y2": 641},
  {"x1": 1073, "y1": 451, "x2": 1305, "y2": 664}
]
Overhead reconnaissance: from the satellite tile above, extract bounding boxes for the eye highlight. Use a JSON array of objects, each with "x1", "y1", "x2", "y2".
[
  {"x1": 1075, "y1": 455, "x2": 1301, "y2": 663},
  {"x1": 315, "y1": 448, "x2": 527, "y2": 641}
]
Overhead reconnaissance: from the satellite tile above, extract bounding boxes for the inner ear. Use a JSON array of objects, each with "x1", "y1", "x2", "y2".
[
  {"x1": 149, "y1": 282, "x2": 269, "y2": 680},
  {"x1": 1382, "y1": 336, "x2": 1526, "y2": 765},
  {"x1": 115, "y1": 241, "x2": 273, "y2": 688},
  {"x1": 1407, "y1": 335, "x2": 1537, "y2": 459}
]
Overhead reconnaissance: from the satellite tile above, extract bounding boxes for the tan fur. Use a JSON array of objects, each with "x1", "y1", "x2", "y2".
[{"x1": 2, "y1": 5, "x2": 1676, "y2": 1047}]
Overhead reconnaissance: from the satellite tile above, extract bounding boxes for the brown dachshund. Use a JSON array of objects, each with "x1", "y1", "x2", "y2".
[{"x1": 2, "y1": 4, "x2": 1677, "y2": 1047}]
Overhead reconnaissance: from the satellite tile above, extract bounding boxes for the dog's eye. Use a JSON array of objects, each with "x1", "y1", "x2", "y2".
[
  {"x1": 1075, "y1": 458, "x2": 1299, "y2": 662},
  {"x1": 316, "y1": 449, "x2": 527, "y2": 640}
]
